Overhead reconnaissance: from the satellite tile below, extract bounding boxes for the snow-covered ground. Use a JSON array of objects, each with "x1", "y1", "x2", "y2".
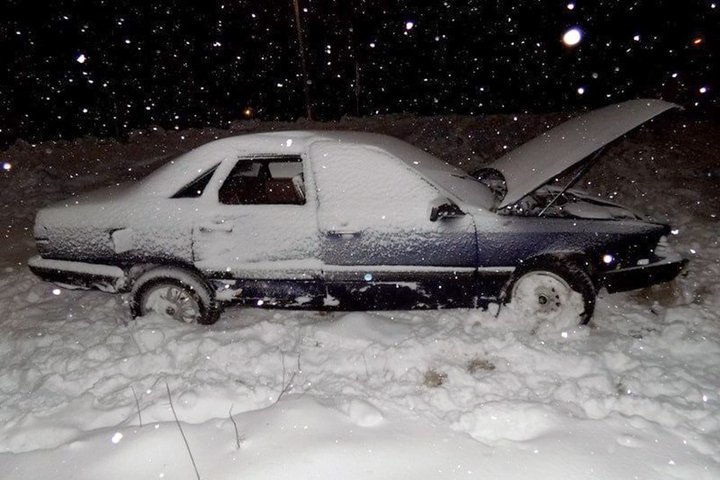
[{"x1": 1, "y1": 113, "x2": 719, "y2": 478}]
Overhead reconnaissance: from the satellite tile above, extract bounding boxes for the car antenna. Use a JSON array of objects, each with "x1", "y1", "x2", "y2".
[{"x1": 537, "y1": 147, "x2": 606, "y2": 217}]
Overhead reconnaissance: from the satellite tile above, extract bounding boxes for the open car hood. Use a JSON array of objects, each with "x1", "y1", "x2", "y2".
[{"x1": 489, "y1": 99, "x2": 679, "y2": 209}]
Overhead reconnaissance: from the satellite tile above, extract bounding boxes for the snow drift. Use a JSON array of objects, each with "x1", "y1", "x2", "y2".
[{"x1": 0, "y1": 112, "x2": 718, "y2": 478}]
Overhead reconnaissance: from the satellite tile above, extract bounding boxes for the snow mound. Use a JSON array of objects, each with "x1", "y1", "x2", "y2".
[
  {"x1": 455, "y1": 401, "x2": 566, "y2": 442},
  {"x1": 336, "y1": 397, "x2": 385, "y2": 427},
  {"x1": 1, "y1": 115, "x2": 719, "y2": 477},
  {"x1": 320, "y1": 311, "x2": 417, "y2": 345}
]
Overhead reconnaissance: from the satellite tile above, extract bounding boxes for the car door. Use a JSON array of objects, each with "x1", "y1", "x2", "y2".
[
  {"x1": 309, "y1": 142, "x2": 478, "y2": 308},
  {"x1": 192, "y1": 154, "x2": 323, "y2": 304}
]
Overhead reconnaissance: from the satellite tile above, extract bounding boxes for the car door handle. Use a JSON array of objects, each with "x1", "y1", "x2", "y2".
[
  {"x1": 199, "y1": 222, "x2": 234, "y2": 232},
  {"x1": 327, "y1": 229, "x2": 362, "y2": 238}
]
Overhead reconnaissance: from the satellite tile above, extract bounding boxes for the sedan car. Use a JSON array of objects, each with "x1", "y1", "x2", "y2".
[{"x1": 29, "y1": 99, "x2": 687, "y2": 328}]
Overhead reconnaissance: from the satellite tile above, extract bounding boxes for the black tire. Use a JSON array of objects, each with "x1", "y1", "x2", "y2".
[
  {"x1": 129, "y1": 267, "x2": 221, "y2": 325},
  {"x1": 504, "y1": 257, "x2": 596, "y2": 325}
]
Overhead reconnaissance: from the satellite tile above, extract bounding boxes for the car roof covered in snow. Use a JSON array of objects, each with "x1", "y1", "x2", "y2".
[{"x1": 137, "y1": 130, "x2": 495, "y2": 209}]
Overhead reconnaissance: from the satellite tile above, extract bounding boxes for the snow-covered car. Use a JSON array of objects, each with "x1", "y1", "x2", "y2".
[{"x1": 29, "y1": 99, "x2": 687, "y2": 327}]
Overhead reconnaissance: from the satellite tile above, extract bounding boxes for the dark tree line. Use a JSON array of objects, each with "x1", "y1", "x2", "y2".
[{"x1": 0, "y1": 0, "x2": 716, "y2": 147}]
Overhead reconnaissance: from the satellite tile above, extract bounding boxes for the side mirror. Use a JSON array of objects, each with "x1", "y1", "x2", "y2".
[{"x1": 429, "y1": 197, "x2": 465, "y2": 222}]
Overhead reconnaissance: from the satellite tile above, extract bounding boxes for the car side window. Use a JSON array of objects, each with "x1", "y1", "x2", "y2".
[
  {"x1": 172, "y1": 164, "x2": 219, "y2": 198},
  {"x1": 310, "y1": 143, "x2": 439, "y2": 231},
  {"x1": 218, "y1": 156, "x2": 306, "y2": 205}
]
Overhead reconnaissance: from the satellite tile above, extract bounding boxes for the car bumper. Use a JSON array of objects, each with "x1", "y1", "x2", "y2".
[
  {"x1": 27, "y1": 255, "x2": 128, "y2": 293},
  {"x1": 601, "y1": 254, "x2": 688, "y2": 293}
]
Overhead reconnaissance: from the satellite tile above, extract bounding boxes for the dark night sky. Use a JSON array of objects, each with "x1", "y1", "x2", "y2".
[{"x1": 1, "y1": 0, "x2": 717, "y2": 148}]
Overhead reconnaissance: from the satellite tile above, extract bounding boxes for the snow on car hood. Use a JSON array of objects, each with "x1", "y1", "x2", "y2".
[{"x1": 489, "y1": 99, "x2": 679, "y2": 209}]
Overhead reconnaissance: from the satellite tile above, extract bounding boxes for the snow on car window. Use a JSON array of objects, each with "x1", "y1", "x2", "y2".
[
  {"x1": 311, "y1": 142, "x2": 438, "y2": 232},
  {"x1": 366, "y1": 136, "x2": 496, "y2": 211}
]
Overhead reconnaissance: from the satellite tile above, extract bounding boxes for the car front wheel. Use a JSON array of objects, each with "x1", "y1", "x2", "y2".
[
  {"x1": 130, "y1": 267, "x2": 220, "y2": 325},
  {"x1": 504, "y1": 259, "x2": 596, "y2": 330}
]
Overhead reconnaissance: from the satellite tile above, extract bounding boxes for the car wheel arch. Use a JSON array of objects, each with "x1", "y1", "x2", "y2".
[
  {"x1": 521, "y1": 251, "x2": 599, "y2": 277},
  {"x1": 126, "y1": 260, "x2": 207, "y2": 287}
]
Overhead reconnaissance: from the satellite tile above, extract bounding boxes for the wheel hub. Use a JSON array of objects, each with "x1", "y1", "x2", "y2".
[
  {"x1": 511, "y1": 270, "x2": 574, "y2": 321},
  {"x1": 143, "y1": 284, "x2": 201, "y2": 323},
  {"x1": 533, "y1": 284, "x2": 562, "y2": 314}
]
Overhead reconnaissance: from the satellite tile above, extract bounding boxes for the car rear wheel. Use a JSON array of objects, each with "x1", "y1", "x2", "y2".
[
  {"x1": 130, "y1": 267, "x2": 220, "y2": 325},
  {"x1": 505, "y1": 259, "x2": 596, "y2": 330}
]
